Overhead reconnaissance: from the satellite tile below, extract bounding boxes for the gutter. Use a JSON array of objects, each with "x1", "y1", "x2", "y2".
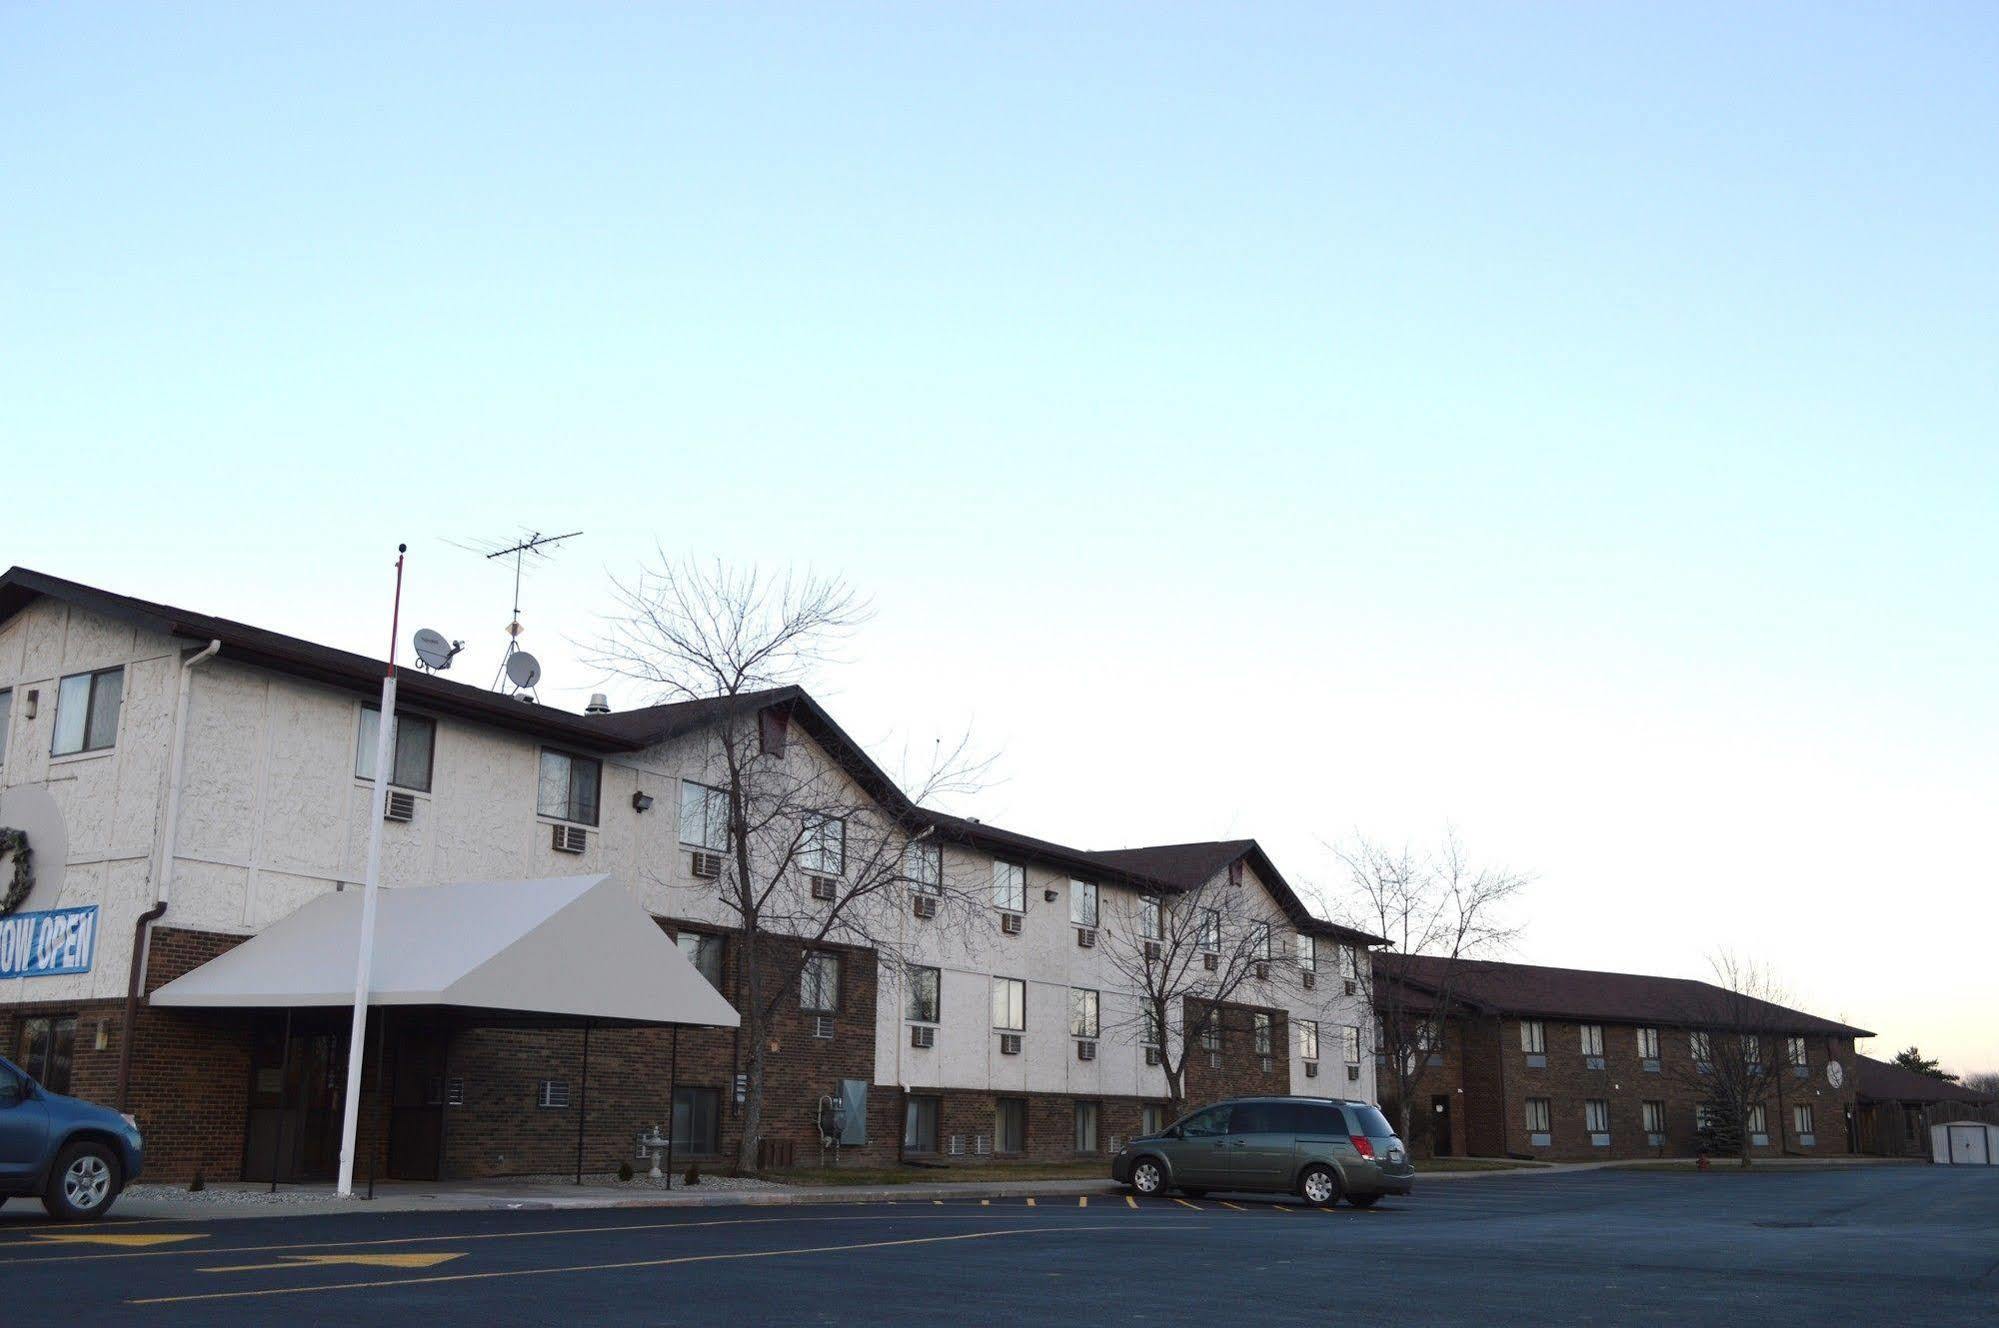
[{"x1": 115, "y1": 638, "x2": 221, "y2": 1109}]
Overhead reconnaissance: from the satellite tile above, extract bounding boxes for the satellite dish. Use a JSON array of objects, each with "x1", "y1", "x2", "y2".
[
  {"x1": 505, "y1": 650, "x2": 542, "y2": 689},
  {"x1": 413, "y1": 628, "x2": 460, "y2": 671}
]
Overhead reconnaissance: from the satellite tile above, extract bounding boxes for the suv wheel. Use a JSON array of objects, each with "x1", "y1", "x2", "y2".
[
  {"x1": 1300, "y1": 1164, "x2": 1342, "y2": 1208},
  {"x1": 1129, "y1": 1158, "x2": 1166, "y2": 1197},
  {"x1": 43, "y1": 1141, "x2": 121, "y2": 1222}
]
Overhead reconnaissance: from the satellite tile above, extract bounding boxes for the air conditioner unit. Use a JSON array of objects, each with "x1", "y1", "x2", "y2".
[
  {"x1": 1347, "y1": 1065, "x2": 1361, "y2": 1081},
  {"x1": 1000, "y1": 912, "x2": 1023, "y2": 936},
  {"x1": 1203, "y1": 952, "x2": 1218, "y2": 972},
  {"x1": 812, "y1": 1015, "x2": 835, "y2": 1040},
  {"x1": 1301, "y1": 971, "x2": 1316, "y2": 990},
  {"x1": 1075, "y1": 927, "x2": 1097, "y2": 948},
  {"x1": 1585, "y1": 1056, "x2": 1606, "y2": 1071},
  {"x1": 1344, "y1": 979, "x2": 1358, "y2": 996},
  {"x1": 912, "y1": 894, "x2": 938, "y2": 919},
  {"x1": 1108, "y1": 1135, "x2": 1123, "y2": 1153},
  {"x1": 1255, "y1": 962, "x2": 1270, "y2": 981},
  {"x1": 384, "y1": 790, "x2": 416, "y2": 823},
  {"x1": 948, "y1": 1134, "x2": 964, "y2": 1156},
  {"x1": 690, "y1": 851, "x2": 722, "y2": 879},
  {"x1": 551, "y1": 824, "x2": 587, "y2": 854},
  {"x1": 1304, "y1": 1061, "x2": 1319, "y2": 1078},
  {"x1": 910, "y1": 1024, "x2": 935, "y2": 1049},
  {"x1": 1144, "y1": 1046, "x2": 1161, "y2": 1066},
  {"x1": 1076, "y1": 1040, "x2": 1097, "y2": 1062},
  {"x1": 1208, "y1": 1052, "x2": 1222, "y2": 1069},
  {"x1": 973, "y1": 1134, "x2": 991, "y2": 1156},
  {"x1": 999, "y1": 1033, "x2": 1022, "y2": 1056},
  {"x1": 1143, "y1": 940, "x2": 1162, "y2": 962},
  {"x1": 810, "y1": 876, "x2": 837, "y2": 901}
]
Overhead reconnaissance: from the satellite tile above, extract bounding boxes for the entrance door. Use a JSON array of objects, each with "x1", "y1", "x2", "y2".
[
  {"x1": 1431, "y1": 1096, "x2": 1453, "y2": 1157},
  {"x1": 243, "y1": 1019, "x2": 343, "y2": 1182},
  {"x1": 387, "y1": 1031, "x2": 447, "y2": 1181}
]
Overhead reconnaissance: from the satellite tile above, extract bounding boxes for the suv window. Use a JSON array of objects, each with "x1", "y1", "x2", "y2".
[
  {"x1": 1347, "y1": 1104, "x2": 1395, "y2": 1137},
  {"x1": 1178, "y1": 1105, "x2": 1231, "y2": 1137}
]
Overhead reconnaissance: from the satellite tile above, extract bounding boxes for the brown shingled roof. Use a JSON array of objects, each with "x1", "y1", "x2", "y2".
[
  {"x1": 1381, "y1": 954, "x2": 1872, "y2": 1038},
  {"x1": 1854, "y1": 1055, "x2": 1994, "y2": 1106}
]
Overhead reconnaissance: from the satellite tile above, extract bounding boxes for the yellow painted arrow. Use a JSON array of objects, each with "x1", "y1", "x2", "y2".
[
  {"x1": 31, "y1": 1232, "x2": 207, "y2": 1249},
  {"x1": 202, "y1": 1251, "x2": 465, "y2": 1274}
]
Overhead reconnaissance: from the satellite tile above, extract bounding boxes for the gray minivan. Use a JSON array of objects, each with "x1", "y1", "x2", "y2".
[{"x1": 1111, "y1": 1097, "x2": 1413, "y2": 1207}]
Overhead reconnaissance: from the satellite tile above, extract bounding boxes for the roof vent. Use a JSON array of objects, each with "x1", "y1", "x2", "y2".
[{"x1": 585, "y1": 693, "x2": 611, "y2": 714}]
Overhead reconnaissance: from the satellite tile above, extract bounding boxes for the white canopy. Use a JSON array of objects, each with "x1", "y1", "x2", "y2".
[{"x1": 150, "y1": 874, "x2": 739, "y2": 1029}]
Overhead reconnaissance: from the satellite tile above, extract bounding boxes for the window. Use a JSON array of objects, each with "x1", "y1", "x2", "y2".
[
  {"x1": 991, "y1": 861, "x2": 1026, "y2": 912},
  {"x1": 1747, "y1": 1104, "x2": 1768, "y2": 1135},
  {"x1": 676, "y1": 932, "x2": 724, "y2": 991},
  {"x1": 1199, "y1": 1018, "x2": 1221, "y2": 1054},
  {"x1": 1179, "y1": 1104, "x2": 1231, "y2": 1137},
  {"x1": 1787, "y1": 1036, "x2": 1808, "y2": 1067},
  {"x1": 1074, "y1": 1101, "x2": 1100, "y2": 1153},
  {"x1": 355, "y1": 707, "x2": 436, "y2": 791},
  {"x1": 51, "y1": 667, "x2": 122, "y2": 756},
  {"x1": 17, "y1": 1015, "x2": 75, "y2": 1094},
  {"x1": 1253, "y1": 1012, "x2": 1273, "y2": 1057},
  {"x1": 1585, "y1": 1099, "x2": 1611, "y2": 1134},
  {"x1": 537, "y1": 1080, "x2": 570, "y2": 1108},
  {"x1": 1343, "y1": 1025, "x2": 1362, "y2": 1065},
  {"x1": 991, "y1": 977, "x2": 1026, "y2": 1031},
  {"x1": 1069, "y1": 988, "x2": 1099, "y2": 1039},
  {"x1": 1069, "y1": 880, "x2": 1098, "y2": 928},
  {"x1": 1298, "y1": 1019, "x2": 1320, "y2": 1061},
  {"x1": 1416, "y1": 1020, "x2": 1438, "y2": 1053},
  {"x1": 1691, "y1": 1031, "x2": 1713, "y2": 1064},
  {"x1": 0, "y1": 689, "x2": 11, "y2": 766},
  {"x1": 1138, "y1": 895, "x2": 1162, "y2": 940},
  {"x1": 678, "y1": 781, "x2": 728, "y2": 851},
  {"x1": 1141, "y1": 1104, "x2": 1166, "y2": 1135},
  {"x1": 1525, "y1": 1098, "x2": 1552, "y2": 1134},
  {"x1": 1643, "y1": 1100, "x2": 1666, "y2": 1134},
  {"x1": 906, "y1": 965, "x2": 941, "y2": 1024},
  {"x1": 1252, "y1": 922, "x2": 1272, "y2": 961},
  {"x1": 1295, "y1": 933, "x2": 1317, "y2": 971},
  {"x1": 902, "y1": 841, "x2": 942, "y2": 894},
  {"x1": 537, "y1": 749, "x2": 601, "y2": 825},
  {"x1": 1198, "y1": 908, "x2": 1220, "y2": 951},
  {"x1": 800, "y1": 952, "x2": 840, "y2": 1013},
  {"x1": 903, "y1": 1095, "x2": 940, "y2": 1153},
  {"x1": 1579, "y1": 1024, "x2": 1605, "y2": 1057},
  {"x1": 801, "y1": 813, "x2": 845, "y2": 876},
  {"x1": 672, "y1": 1086, "x2": 721, "y2": 1155},
  {"x1": 1636, "y1": 1027, "x2": 1660, "y2": 1060},
  {"x1": 1227, "y1": 859, "x2": 1244, "y2": 888},
  {"x1": 1793, "y1": 1104, "x2": 1815, "y2": 1136},
  {"x1": 995, "y1": 1098, "x2": 1026, "y2": 1154},
  {"x1": 1744, "y1": 1034, "x2": 1762, "y2": 1064},
  {"x1": 1520, "y1": 1021, "x2": 1546, "y2": 1054},
  {"x1": 1141, "y1": 1004, "x2": 1164, "y2": 1048}
]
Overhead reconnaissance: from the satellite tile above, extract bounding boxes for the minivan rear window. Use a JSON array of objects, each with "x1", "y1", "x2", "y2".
[
  {"x1": 1348, "y1": 1105, "x2": 1395, "y2": 1137},
  {"x1": 1289, "y1": 1103, "x2": 1347, "y2": 1136}
]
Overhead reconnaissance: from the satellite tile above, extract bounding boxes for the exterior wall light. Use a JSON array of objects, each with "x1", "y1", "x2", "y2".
[{"x1": 631, "y1": 791, "x2": 654, "y2": 813}]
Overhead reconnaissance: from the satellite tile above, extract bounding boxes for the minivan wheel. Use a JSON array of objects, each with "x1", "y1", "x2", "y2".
[
  {"x1": 1129, "y1": 1158, "x2": 1167, "y2": 1197},
  {"x1": 42, "y1": 1142, "x2": 121, "y2": 1222},
  {"x1": 1300, "y1": 1165, "x2": 1342, "y2": 1208}
]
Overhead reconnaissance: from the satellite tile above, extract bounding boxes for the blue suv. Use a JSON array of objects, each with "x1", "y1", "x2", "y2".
[{"x1": 0, "y1": 1055, "x2": 145, "y2": 1220}]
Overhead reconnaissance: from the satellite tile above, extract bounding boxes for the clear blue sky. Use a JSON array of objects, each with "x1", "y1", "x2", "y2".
[{"x1": 4, "y1": 5, "x2": 1995, "y2": 1071}]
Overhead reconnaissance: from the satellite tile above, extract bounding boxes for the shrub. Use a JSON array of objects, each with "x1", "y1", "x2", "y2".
[
  {"x1": 188, "y1": 1170, "x2": 205, "y2": 1193},
  {"x1": 617, "y1": 1161, "x2": 634, "y2": 1183},
  {"x1": 684, "y1": 1162, "x2": 702, "y2": 1186}
]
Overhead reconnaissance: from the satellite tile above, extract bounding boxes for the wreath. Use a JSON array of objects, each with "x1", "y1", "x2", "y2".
[{"x1": 0, "y1": 828, "x2": 30, "y2": 916}]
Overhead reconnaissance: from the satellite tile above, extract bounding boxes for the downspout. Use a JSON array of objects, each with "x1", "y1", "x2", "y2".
[{"x1": 115, "y1": 639, "x2": 221, "y2": 1109}]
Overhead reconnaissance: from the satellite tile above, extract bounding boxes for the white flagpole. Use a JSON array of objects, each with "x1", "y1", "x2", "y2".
[{"x1": 337, "y1": 544, "x2": 406, "y2": 1198}]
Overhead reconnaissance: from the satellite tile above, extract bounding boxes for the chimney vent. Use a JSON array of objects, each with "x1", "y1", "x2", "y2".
[{"x1": 585, "y1": 693, "x2": 611, "y2": 714}]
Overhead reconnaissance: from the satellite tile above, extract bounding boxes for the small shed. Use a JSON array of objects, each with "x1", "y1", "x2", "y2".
[{"x1": 1933, "y1": 1120, "x2": 1999, "y2": 1166}]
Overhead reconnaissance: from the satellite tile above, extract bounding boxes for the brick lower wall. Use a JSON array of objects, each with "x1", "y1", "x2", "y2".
[{"x1": 1181, "y1": 998, "x2": 1292, "y2": 1108}]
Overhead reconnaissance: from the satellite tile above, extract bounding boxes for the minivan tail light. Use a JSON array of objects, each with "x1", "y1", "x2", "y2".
[{"x1": 1349, "y1": 1134, "x2": 1375, "y2": 1159}]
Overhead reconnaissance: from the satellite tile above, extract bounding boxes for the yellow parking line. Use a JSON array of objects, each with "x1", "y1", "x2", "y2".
[
  {"x1": 979, "y1": 1199, "x2": 990, "y2": 1206},
  {"x1": 130, "y1": 1224, "x2": 1179, "y2": 1306},
  {"x1": 1219, "y1": 1202, "x2": 1247, "y2": 1212},
  {"x1": 1172, "y1": 1199, "x2": 1201, "y2": 1210},
  {"x1": 1125, "y1": 1195, "x2": 1138, "y2": 1208},
  {"x1": 1273, "y1": 1205, "x2": 1292, "y2": 1213},
  {"x1": 1077, "y1": 1196, "x2": 1087, "y2": 1208},
  {"x1": 1024, "y1": 1197, "x2": 1036, "y2": 1207}
]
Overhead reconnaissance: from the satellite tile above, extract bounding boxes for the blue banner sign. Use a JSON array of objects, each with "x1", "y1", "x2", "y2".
[{"x1": 0, "y1": 906, "x2": 98, "y2": 979}]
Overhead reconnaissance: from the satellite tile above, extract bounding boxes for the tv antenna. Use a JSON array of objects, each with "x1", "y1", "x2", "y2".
[{"x1": 449, "y1": 528, "x2": 582, "y2": 696}]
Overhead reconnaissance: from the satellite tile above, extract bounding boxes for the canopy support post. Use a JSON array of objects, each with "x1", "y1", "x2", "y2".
[
  {"x1": 435, "y1": 1022, "x2": 453, "y2": 1183},
  {"x1": 665, "y1": 1024, "x2": 678, "y2": 1191},
  {"x1": 576, "y1": 1021, "x2": 592, "y2": 1185},
  {"x1": 368, "y1": 1006, "x2": 389, "y2": 1200}
]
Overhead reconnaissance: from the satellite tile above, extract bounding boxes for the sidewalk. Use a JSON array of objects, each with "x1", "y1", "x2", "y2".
[{"x1": 84, "y1": 1153, "x2": 1925, "y2": 1224}]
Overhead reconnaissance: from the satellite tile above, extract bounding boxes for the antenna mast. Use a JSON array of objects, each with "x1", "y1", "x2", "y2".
[{"x1": 452, "y1": 528, "x2": 582, "y2": 695}]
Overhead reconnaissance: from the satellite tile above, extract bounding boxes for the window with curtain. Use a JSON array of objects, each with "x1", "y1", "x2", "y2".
[
  {"x1": 902, "y1": 1095, "x2": 940, "y2": 1153},
  {"x1": 355, "y1": 707, "x2": 436, "y2": 791},
  {"x1": 995, "y1": 1099, "x2": 1026, "y2": 1154},
  {"x1": 1069, "y1": 880, "x2": 1098, "y2": 928},
  {"x1": 800, "y1": 952, "x2": 840, "y2": 1012},
  {"x1": 1070, "y1": 988, "x2": 1099, "y2": 1039},
  {"x1": 1073, "y1": 1102, "x2": 1100, "y2": 1153},
  {"x1": 676, "y1": 932, "x2": 724, "y2": 991},
  {"x1": 1343, "y1": 1025, "x2": 1362, "y2": 1064},
  {"x1": 1139, "y1": 896, "x2": 1162, "y2": 939},
  {"x1": 537, "y1": 749, "x2": 601, "y2": 825},
  {"x1": 801, "y1": 813, "x2": 845, "y2": 876},
  {"x1": 991, "y1": 977, "x2": 1026, "y2": 1031},
  {"x1": 906, "y1": 966, "x2": 941, "y2": 1023},
  {"x1": 901, "y1": 841, "x2": 942, "y2": 894},
  {"x1": 1295, "y1": 933, "x2": 1316, "y2": 971},
  {"x1": 51, "y1": 668, "x2": 122, "y2": 756},
  {"x1": 991, "y1": 861, "x2": 1026, "y2": 912},
  {"x1": 1253, "y1": 1012, "x2": 1273, "y2": 1056},
  {"x1": 1298, "y1": 1019, "x2": 1320, "y2": 1061},
  {"x1": 17, "y1": 1015, "x2": 75, "y2": 1094},
  {"x1": 678, "y1": 781, "x2": 728, "y2": 850},
  {"x1": 671, "y1": 1086, "x2": 720, "y2": 1155}
]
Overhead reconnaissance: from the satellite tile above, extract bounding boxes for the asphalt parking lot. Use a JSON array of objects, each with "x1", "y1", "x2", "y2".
[{"x1": 0, "y1": 1167, "x2": 1992, "y2": 1326}]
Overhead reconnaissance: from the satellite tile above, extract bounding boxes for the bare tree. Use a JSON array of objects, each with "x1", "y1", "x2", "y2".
[
  {"x1": 1963, "y1": 1071, "x2": 1999, "y2": 1099},
  {"x1": 1100, "y1": 870, "x2": 1285, "y2": 1120},
  {"x1": 1335, "y1": 830, "x2": 1528, "y2": 1146},
  {"x1": 593, "y1": 555, "x2": 988, "y2": 1173},
  {"x1": 1665, "y1": 951, "x2": 1792, "y2": 1168}
]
